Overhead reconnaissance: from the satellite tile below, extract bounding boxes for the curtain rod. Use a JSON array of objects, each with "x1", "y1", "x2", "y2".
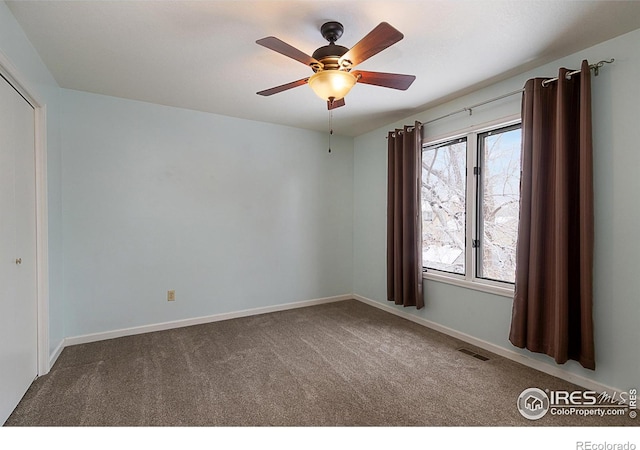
[
  {"x1": 541, "y1": 58, "x2": 614, "y2": 86},
  {"x1": 423, "y1": 88, "x2": 523, "y2": 125},
  {"x1": 421, "y1": 58, "x2": 614, "y2": 127}
]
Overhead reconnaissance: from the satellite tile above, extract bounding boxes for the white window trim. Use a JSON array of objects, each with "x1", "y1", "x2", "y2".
[{"x1": 421, "y1": 114, "x2": 520, "y2": 299}]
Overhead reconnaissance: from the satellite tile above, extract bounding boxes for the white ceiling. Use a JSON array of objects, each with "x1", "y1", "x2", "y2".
[{"x1": 7, "y1": 0, "x2": 640, "y2": 136}]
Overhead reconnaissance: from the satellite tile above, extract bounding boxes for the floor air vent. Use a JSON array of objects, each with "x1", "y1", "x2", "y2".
[{"x1": 457, "y1": 348, "x2": 489, "y2": 361}]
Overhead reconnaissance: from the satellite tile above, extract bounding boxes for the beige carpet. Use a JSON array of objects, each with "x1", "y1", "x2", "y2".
[{"x1": 4, "y1": 300, "x2": 635, "y2": 426}]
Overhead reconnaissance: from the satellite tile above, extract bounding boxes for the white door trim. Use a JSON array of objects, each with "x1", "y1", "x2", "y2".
[{"x1": 0, "y1": 49, "x2": 50, "y2": 376}]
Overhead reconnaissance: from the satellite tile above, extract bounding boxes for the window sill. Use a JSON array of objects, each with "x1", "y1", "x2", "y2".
[{"x1": 423, "y1": 271, "x2": 514, "y2": 298}]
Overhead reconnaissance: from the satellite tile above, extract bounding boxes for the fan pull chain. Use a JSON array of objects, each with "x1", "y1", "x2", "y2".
[{"x1": 328, "y1": 107, "x2": 333, "y2": 153}]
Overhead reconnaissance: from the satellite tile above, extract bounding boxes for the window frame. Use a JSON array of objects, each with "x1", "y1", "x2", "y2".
[{"x1": 421, "y1": 115, "x2": 521, "y2": 298}]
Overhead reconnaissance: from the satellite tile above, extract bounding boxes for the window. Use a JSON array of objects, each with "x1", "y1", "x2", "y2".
[
  {"x1": 421, "y1": 137, "x2": 467, "y2": 275},
  {"x1": 476, "y1": 124, "x2": 521, "y2": 284},
  {"x1": 421, "y1": 121, "x2": 522, "y2": 294}
]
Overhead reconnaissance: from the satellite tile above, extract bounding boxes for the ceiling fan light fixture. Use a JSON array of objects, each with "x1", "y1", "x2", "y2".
[{"x1": 308, "y1": 70, "x2": 357, "y2": 102}]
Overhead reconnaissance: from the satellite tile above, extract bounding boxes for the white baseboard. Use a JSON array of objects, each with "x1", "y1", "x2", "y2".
[
  {"x1": 353, "y1": 294, "x2": 622, "y2": 395},
  {"x1": 48, "y1": 339, "x2": 65, "y2": 370},
  {"x1": 63, "y1": 294, "x2": 352, "y2": 348}
]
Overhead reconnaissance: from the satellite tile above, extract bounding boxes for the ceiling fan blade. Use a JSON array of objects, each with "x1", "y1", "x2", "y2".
[
  {"x1": 256, "y1": 36, "x2": 322, "y2": 68},
  {"x1": 353, "y1": 70, "x2": 416, "y2": 90},
  {"x1": 339, "y1": 22, "x2": 404, "y2": 68},
  {"x1": 327, "y1": 98, "x2": 346, "y2": 110},
  {"x1": 257, "y1": 78, "x2": 309, "y2": 96}
]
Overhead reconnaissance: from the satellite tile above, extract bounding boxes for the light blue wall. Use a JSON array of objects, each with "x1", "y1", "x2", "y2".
[
  {"x1": 354, "y1": 28, "x2": 640, "y2": 391},
  {"x1": 60, "y1": 89, "x2": 354, "y2": 337},
  {"x1": 2, "y1": 0, "x2": 354, "y2": 355},
  {"x1": 0, "y1": 2, "x2": 64, "y2": 356}
]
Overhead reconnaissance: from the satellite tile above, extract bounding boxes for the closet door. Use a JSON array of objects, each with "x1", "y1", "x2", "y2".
[{"x1": 0, "y1": 74, "x2": 37, "y2": 425}]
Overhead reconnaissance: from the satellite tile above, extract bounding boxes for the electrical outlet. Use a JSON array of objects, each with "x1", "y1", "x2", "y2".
[{"x1": 167, "y1": 290, "x2": 175, "y2": 301}]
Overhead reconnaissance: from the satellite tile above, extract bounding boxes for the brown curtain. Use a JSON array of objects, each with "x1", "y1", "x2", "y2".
[
  {"x1": 509, "y1": 60, "x2": 595, "y2": 369},
  {"x1": 387, "y1": 122, "x2": 423, "y2": 309}
]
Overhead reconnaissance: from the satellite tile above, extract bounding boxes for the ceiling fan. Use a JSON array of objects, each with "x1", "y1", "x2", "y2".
[{"x1": 256, "y1": 21, "x2": 416, "y2": 110}]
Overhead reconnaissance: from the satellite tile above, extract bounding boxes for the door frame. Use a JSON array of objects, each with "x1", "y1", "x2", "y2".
[{"x1": 0, "y1": 49, "x2": 50, "y2": 376}]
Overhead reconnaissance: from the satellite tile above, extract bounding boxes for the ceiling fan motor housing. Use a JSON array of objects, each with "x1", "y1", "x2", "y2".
[
  {"x1": 312, "y1": 44, "x2": 349, "y2": 70},
  {"x1": 311, "y1": 21, "x2": 351, "y2": 71}
]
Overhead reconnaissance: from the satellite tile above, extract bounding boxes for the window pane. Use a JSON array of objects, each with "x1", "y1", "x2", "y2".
[
  {"x1": 422, "y1": 138, "x2": 466, "y2": 274},
  {"x1": 478, "y1": 126, "x2": 521, "y2": 283}
]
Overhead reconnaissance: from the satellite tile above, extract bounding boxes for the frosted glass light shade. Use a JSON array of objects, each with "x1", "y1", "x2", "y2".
[{"x1": 308, "y1": 70, "x2": 357, "y2": 101}]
